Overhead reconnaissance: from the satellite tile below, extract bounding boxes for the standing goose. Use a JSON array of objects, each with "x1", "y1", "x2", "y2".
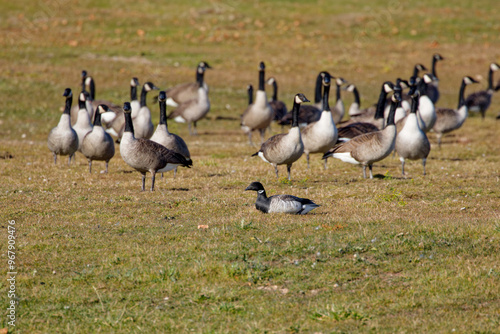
[
  {"x1": 81, "y1": 104, "x2": 115, "y2": 173},
  {"x1": 247, "y1": 84, "x2": 254, "y2": 105},
  {"x1": 133, "y1": 82, "x2": 158, "y2": 139},
  {"x1": 331, "y1": 77, "x2": 347, "y2": 123},
  {"x1": 426, "y1": 53, "x2": 444, "y2": 103},
  {"x1": 104, "y1": 77, "x2": 140, "y2": 140},
  {"x1": 267, "y1": 77, "x2": 288, "y2": 121},
  {"x1": 120, "y1": 102, "x2": 192, "y2": 191},
  {"x1": 301, "y1": 72, "x2": 338, "y2": 169},
  {"x1": 252, "y1": 93, "x2": 310, "y2": 181},
  {"x1": 72, "y1": 91, "x2": 93, "y2": 152},
  {"x1": 434, "y1": 76, "x2": 478, "y2": 147},
  {"x1": 241, "y1": 61, "x2": 274, "y2": 145},
  {"x1": 395, "y1": 91, "x2": 431, "y2": 176},
  {"x1": 48, "y1": 88, "x2": 79, "y2": 165},
  {"x1": 165, "y1": 61, "x2": 211, "y2": 107},
  {"x1": 465, "y1": 62, "x2": 500, "y2": 119},
  {"x1": 130, "y1": 77, "x2": 141, "y2": 118},
  {"x1": 323, "y1": 92, "x2": 402, "y2": 179},
  {"x1": 245, "y1": 182, "x2": 320, "y2": 215},
  {"x1": 81, "y1": 71, "x2": 122, "y2": 122},
  {"x1": 150, "y1": 91, "x2": 192, "y2": 178},
  {"x1": 346, "y1": 84, "x2": 362, "y2": 117},
  {"x1": 167, "y1": 66, "x2": 211, "y2": 136},
  {"x1": 385, "y1": 79, "x2": 409, "y2": 123}
]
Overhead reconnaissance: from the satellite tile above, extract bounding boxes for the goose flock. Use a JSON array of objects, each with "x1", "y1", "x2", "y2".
[{"x1": 48, "y1": 56, "x2": 499, "y2": 212}]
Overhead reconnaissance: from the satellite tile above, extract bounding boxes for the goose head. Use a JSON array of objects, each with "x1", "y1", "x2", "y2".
[
  {"x1": 259, "y1": 61, "x2": 266, "y2": 71},
  {"x1": 463, "y1": 76, "x2": 479, "y2": 85},
  {"x1": 84, "y1": 76, "x2": 93, "y2": 87},
  {"x1": 96, "y1": 104, "x2": 110, "y2": 114},
  {"x1": 266, "y1": 77, "x2": 276, "y2": 85},
  {"x1": 422, "y1": 73, "x2": 435, "y2": 84},
  {"x1": 433, "y1": 54, "x2": 444, "y2": 61},
  {"x1": 143, "y1": 82, "x2": 159, "y2": 92},
  {"x1": 383, "y1": 81, "x2": 394, "y2": 93},
  {"x1": 414, "y1": 63, "x2": 427, "y2": 72},
  {"x1": 294, "y1": 93, "x2": 310, "y2": 104},
  {"x1": 490, "y1": 63, "x2": 500, "y2": 72},
  {"x1": 79, "y1": 91, "x2": 87, "y2": 102},
  {"x1": 123, "y1": 102, "x2": 132, "y2": 113},
  {"x1": 245, "y1": 181, "x2": 266, "y2": 194},
  {"x1": 158, "y1": 91, "x2": 167, "y2": 102},
  {"x1": 344, "y1": 84, "x2": 356, "y2": 92},
  {"x1": 396, "y1": 78, "x2": 410, "y2": 90},
  {"x1": 63, "y1": 88, "x2": 72, "y2": 98},
  {"x1": 334, "y1": 77, "x2": 347, "y2": 86},
  {"x1": 131, "y1": 77, "x2": 139, "y2": 87},
  {"x1": 199, "y1": 61, "x2": 212, "y2": 70},
  {"x1": 323, "y1": 72, "x2": 331, "y2": 86}
]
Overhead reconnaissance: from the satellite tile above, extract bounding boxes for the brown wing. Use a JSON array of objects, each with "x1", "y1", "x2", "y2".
[
  {"x1": 331, "y1": 131, "x2": 381, "y2": 154},
  {"x1": 166, "y1": 82, "x2": 198, "y2": 104},
  {"x1": 137, "y1": 138, "x2": 192, "y2": 169}
]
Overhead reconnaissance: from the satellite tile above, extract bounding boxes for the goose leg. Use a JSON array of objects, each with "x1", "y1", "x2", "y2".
[
  {"x1": 481, "y1": 110, "x2": 485, "y2": 120},
  {"x1": 324, "y1": 157, "x2": 328, "y2": 170},
  {"x1": 401, "y1": 158, "x2": 405, "y2": 176},
  {"x1": 88, "y1": 160, "x2": 92, "y2": 174},
  {"x1": 368, "y1": 165, "x2": 374, "y2": 179},
  {"x1": 193, "y1": 121, "x2": 198, "y2": 135},
  {"x1": 68, "y1": 154, "x2": 73, "y2": 166},
  {"x1": 161, "y1": 173, "x2": 164, "y2": 179},
  {"x1": 141, "y1": 173, "x2": 146, "y2": 192},
  {"x1": 174, "y1": 167, "x2": 177, "y2": 178},
  {"x1": 362, "y1": 166, "x2": 367, "y2": 179},
  {"x1": 53, "y1": 153, "x2": 57, "y2": 165},
  {"x1": 422, "y1": 158, "x2": 427, "y2": 176},
  {"x1": 287, "y1": 164, "x2": 292, "y2": 181},
  {"x1": 151, "y1": 172, "x2": 156, "y2": 191},
  {"x1": 306, "y1": 153, "x2": 310, "y2": 169},
  {"x1": 273, "y1": 164, "x2": 279, "y2": 179},
  {"x1": 188, "y1": 123, "x2": 193, "y2": 136},
  {"x1": 437, "y1": 133, "x2": 442, "y2": 149},
  {"x1": 259, "y1": 128, "x2": 266, "y2": 145},
  {"x1": 105, "y1": 161, "x2": 109, "y2": 174},
  {"x1": 248, "y1": 132, "x2": 253, "y2": 146}
]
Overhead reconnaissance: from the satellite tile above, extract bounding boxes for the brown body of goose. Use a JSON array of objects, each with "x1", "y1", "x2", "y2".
[
  {"x1": 241, "y1": 61, "x2": 274, "y2": 145},
  {"x1": 301, "y1": 73, "x2": 338, "y2": 169},
  {"x1": 48, "y1": 88, "x2": 79, "y2": 165},
  {"x1": 252, "y1": 94, "x2": 310, "y2": 180},
  {"x1": 72, "y1": 91, "x2": 93, "y2": 152},
  {"x1": 323, "y1": 93, "x2": 402, "y2": 179},
  {"x1": 395, "y1": 91, "x2": 430, "y2": 176},
  {"x1": 150, "y1": 91, "x2": 191, "y2": 178},
  {"x1": 165, "y1": 62, "x2": 211, "y2": 107},
  {"x1": 267, "y1": 77, "x2": 288, "y2": 121},
  {"x1": 81, "y1": 105, "x2": 115, "y2": 173},
  {"x1": 433, "y1": 76, "x2": 478, "y2": 148},
  {"x1": 120, "y1": 102, "x2": 192, "y2": 191}
]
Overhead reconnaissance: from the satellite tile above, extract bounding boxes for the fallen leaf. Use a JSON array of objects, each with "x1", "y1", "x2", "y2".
[{"x1": 198, "y1": 225, "x2": 209, "y2": 229}]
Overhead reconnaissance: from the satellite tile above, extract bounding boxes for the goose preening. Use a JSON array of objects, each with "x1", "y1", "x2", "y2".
[
  {"x1": 133, "y1": 81, "x2": 158, "y2": 139},
  {"x1": 323, "y1": 92, "x2": 402, "y2": 179},
  {"x1": 120, "y1": 102, "x2": 192, "y2": 191},
  {"x1": 168, "y1": 65, "x2": 211, "y2": 136},
  {"x1": 150, "y1": 91, "x2": 191, "y2": 178},
  {"x1": 165, "y1": 61, "x2": 211, "y2": 107},
  {"x1": 72, "y1": 91, "x2": 93, "y2": 152},
  {"x1": 48, "y1": 88, "x2": 79, "y2": 165},
  {"x1": 433, "y1": 76, "x2": 478, "y2": 148},
  {"x1": 465, "y1": 62, "x2": 500, "y2": 119},
  {"x1": 245, "y1": 181, "x2": 320, "y2": 215},
  {"x1": 81, "y1": 104, "x2": 115, "y2": 173},
  {"x1": 252, "y1": 93, "x2": 310, "y2": 180},
  {"x1": 301, "y1": 72, "x2": 338, "y2": 169},
  {"x1": 241, "y1": 61, "x2": 274, "y2": 145},
  {"x1": 426, "y1": 53, "x2": 444, "y2": 103},
  {"x1": 395, "y1": 91, "x2": 431, "y2": 176},
  {"x1": 266, "y1": 77, "x2": 288, "y2": 121}
]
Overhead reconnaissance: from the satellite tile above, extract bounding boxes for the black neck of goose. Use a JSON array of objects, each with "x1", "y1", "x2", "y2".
[
  {"x1": 258, "y1": 70, "x2": 265, "y2": 91},
  {"x1": 248, "y1": 88, "x2": 253, "y2": 105},
  {"x1": 411, "y1": 96, "x2": 419, "y2": 114},
  {"x1": 458, "y1": 80, "x2": 467, "y2": 108},
  {"x1": 291, "y1": 99, "x2": 301, "y2": 128},
  {"x1": 335, "y1": 83, "x2": 341, "y2": 102},
  {"x1": 386, "y1": 100, "x2": 398, "y2": 126},
  {"x1": 322, "y1": 85, "x2": 331, "y2": 112},
  {"x1": 93, "y1": 111, "x2": 102, "y2": 127},
  {"x1": 63, "y1": 95, "x2": 72, "y2": 115},
  {"x1": 352, "y1": 86, "x2": 360, "y2": 106},
  {"x1": 197, "y1": 70, "x2": 204, "y2": 88},
  {"x1": 271, "y1": 81, "x2": 278, "y2": 101},
  {"x1": 374, "y1": 87, "x2": 388, "y2": 120},
  {"x1": 78, "y1": 96, "x2": 86, "y2": 109},
  {"x1": 432, "y1": 58, "x2": 438, "y2": 78},
  {"x1": 412, "y1": 67, "x2": 419, "y2": 78},
  {"x1": 255, "y1": 192, "x2": 270, "y2": 213},
  {"x1": 159, "y1": 100, "x2": 167, "y2": 126},
  {"x1": 81, "y1": 77, "x2": 86, "y2": 92},
  {"x1": 130, "y1": 85, "x2": 137, "y2": 101},
  {"x1": 140, "y1": 86, "x2": 148, "y2": 107},
  {"x1": 89, "y1": 78, "x2": 95, "y2": 101},
  {"x1": 314, "y1": 74, "x2": 322, "y2": 103},
  {"x1": 417, "y1": 79, "x2": 427, "y2": 95},
  {"x1": 124, "y1": 112, "x2": 134, "y2": 134},
  {"x1": 488, "y1": 68, "x2": 494, "y2": 91}
]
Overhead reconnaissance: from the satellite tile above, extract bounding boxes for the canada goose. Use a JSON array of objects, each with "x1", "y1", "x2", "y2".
[
  {"x1": 426, "y1": 53, "x2": 444, "y2": 103},
  {"x1": 252, "y1": 93, "x2": 310, "y2": 180},
  {"x1": 384, "y1": 79, "x2": 409, "y2": 123},
  {"x1": 120, "y1": 102, "x2": 192, "y2": 191},
  {"x1": 245, "y1": 181, "x2": 320, "y2": 214},
  {"x1": 301, "y1": 72, "x2": 338, "y2": 169},
  {"x1": 150, "y1": 91, "x2": 191, "y2": 178},
  {"x1": 433, "y1": 76, "x2": 478, "y2": 148},
  {"x1": 397, "y1": 74, "x2": 436, "y2": 133},
  {"x1": 412, "y1": 63, "x2": 427, "y2": 78},
  {"x1": 48, "y1": 88, "x2": 79, "y2": 165},
  {"x1": 133, "y1": 82, "x2": 158, "y2": 139},
  {"x1": 130, "y1": 77, "x2": 141, "y2": 118},
  {"x1": 81, "y1": 71, "x2": 122, "y2": 121},
  {"x1": 465, "y1": 62, "x2": 500, "y2": 119},
  {"x1": 346, "y1": 84, "x2": 362, "y2": 116},
  {"x1": 323, "y1": 92, "x2": 402, "y2": 179},
  {"x1": 279, "y1": 72, "x2": 331, "y2": 127},
  {"x1": 241, "y1": 61, "x2": 274, "y2": 145},
  {"x1": 266, "y1": 77, "x2": 288, "y2": 121},
  {"x1": 395, "y1": 91, "x2": 430, "y2": 176},
  {"x1": 104, "y1": 77, "x2": 140, "y2": 140},
  {"x1": 165, "y1": 61, "x2": 211, "y2": 107},
  {"x1": 81, "y1": 104, "x2": 115, "y2": 173},
  {"x1": 247, "y1": 84, "x2": 254, "y2": 105},
  {"x1": 342, "y1": 81, "x2": 394, "y2": 129},
  {"x1": 332, "y1": 77, "x2": 347, "y2": 123},
  {"x1": 72, "y1": 91, "x2": 93, "y2": 152}
]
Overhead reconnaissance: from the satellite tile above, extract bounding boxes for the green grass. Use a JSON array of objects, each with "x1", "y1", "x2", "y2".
[{"x1": 1, "y1": 0, "x2": 500, "y2": 333}]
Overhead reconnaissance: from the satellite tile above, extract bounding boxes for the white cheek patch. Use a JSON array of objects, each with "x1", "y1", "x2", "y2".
[
  {"x1": 384, "y1": 84, "x2": 393, "y2": 93},
  {"x1": 85, "y1": 77, "x2": 92, "y2": 86}
]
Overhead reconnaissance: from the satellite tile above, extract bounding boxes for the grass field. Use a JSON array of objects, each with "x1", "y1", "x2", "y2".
[{"x1": 1, "y1": 0, "x2": 500, "y2": 333}]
